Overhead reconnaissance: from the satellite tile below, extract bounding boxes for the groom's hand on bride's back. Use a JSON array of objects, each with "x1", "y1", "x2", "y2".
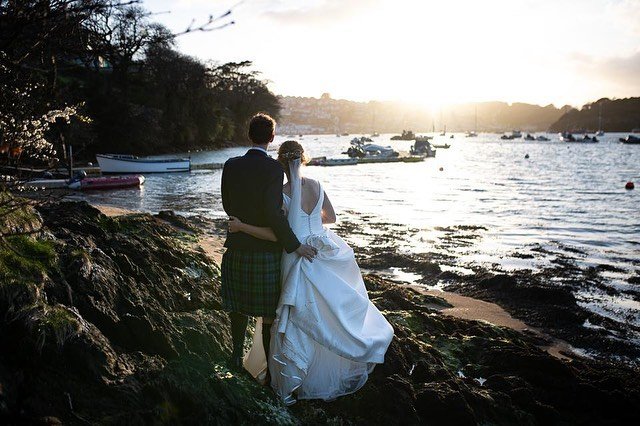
[{"x1": 296, "y1": 244, "x2": 318, "y2": 261}]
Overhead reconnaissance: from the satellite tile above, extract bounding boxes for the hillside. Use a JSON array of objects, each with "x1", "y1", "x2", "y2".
[
  {"x1": 278, "y1": 95, "x2": 565, "y2": 134},
  {"x1": 549, "y1": 97, "x2": 640, "y2": 132}
]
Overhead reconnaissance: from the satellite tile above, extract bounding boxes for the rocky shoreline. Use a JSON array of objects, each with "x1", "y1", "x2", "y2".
[
  {"x1": 334, "y1": 216, "x2": 640, "y2": 364},
  {"x1": 1, "y1": 200, "x2": 639, "y2": 424}
]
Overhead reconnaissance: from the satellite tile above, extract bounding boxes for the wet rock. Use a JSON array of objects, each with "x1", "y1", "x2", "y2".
[
  {"x1": 2, "y1": 201, "x2": 639, "y2": 424},
  {"x1": 416, "y1": 384, "x2": 477, "y2": 425}
]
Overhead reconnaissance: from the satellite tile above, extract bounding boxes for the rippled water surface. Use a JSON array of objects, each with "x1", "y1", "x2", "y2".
[{"x1": 71, "y1": 133, "x2": 639, "y2": 275}]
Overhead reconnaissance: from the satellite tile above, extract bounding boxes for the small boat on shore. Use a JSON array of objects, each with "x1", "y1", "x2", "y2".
[
  {"x1": 536, "y1": 135, "x2": 550, "y2": 141},
  {"x1": 96, "y1": 154, "x2": 191, "y2": 174},
  {"x1": 24, "y1": 178, "x2": 69, "y2": 189},
  {"x1": 68, "y1": 175, "x2": 145, "y2": 190}
]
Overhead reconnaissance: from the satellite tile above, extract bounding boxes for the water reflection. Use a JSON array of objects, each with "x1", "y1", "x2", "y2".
[{"x1": 69, "y1": 133, "x2": 640, "y2": 276}]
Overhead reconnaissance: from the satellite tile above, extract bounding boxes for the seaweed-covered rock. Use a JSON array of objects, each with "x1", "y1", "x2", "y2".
[
  {"x1": 1, "y1": 200, "x2": 639, "y2": 424},
  {"x1": 1, "y1": 201, "x2": 292, "y2": 424}
]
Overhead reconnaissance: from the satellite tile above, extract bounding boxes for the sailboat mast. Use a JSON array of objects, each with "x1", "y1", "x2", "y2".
[{"x1": 474, "y1": 105, "x2": 478, "y2": 132}]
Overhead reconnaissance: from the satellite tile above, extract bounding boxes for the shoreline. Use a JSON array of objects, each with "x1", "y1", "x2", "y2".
[
  {"x1": 92, "y1": 202, "x2": 578, "y2": 362},
  {"x1": 2, "y1": 199, "x2": 638, "y2": 424}
]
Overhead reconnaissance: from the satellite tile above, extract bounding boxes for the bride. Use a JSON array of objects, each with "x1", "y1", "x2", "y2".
[{"x1": 227, "y1": 140, "x2": 394, "y2": 404}]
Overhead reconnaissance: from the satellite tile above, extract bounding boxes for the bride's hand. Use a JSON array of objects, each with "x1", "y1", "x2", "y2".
[{"x1": 228, "y1": 216, "x2": 244, "y2": 233}]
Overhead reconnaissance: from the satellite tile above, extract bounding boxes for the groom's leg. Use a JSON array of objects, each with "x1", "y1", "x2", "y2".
[
  {"x1": 230, "y1": 312, "x2": 248, "y2": 366},
  {"x1": 262, "y1": 317, "x2": 274, "y2": 360},
  {"x1": 262, "y1": 317, "x2": 274, "y2": 385}
]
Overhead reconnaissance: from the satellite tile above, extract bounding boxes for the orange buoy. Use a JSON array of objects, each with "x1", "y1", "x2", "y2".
[{"x1": 625, "y1": 181, "x2": 635, "y2": 190}]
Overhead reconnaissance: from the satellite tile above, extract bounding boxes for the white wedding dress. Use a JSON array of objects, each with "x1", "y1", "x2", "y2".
[{"x1": 243, "y1": 159, "x2": 394, "y2": 404}]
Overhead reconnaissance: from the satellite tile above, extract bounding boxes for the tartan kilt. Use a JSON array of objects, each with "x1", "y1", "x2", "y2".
[{"x1": 221, "y1": 249, "x2": 283, "y2": 317}]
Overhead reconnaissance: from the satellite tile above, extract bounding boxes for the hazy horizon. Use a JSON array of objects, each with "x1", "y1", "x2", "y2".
[{"x1": 145, "y1": 0, "x2": 640, "y2": 109}]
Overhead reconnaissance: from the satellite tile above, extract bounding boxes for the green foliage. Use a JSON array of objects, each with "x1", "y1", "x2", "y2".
[
  {"x1": 38, "y1": 304, "x2": 82, "y2": 349},
  {"x1": 0, "y1": 1, "x2": 281, "y2": 164},
  {"x1": 0, "y1": 235, "x2": 55, "y2": 281}
]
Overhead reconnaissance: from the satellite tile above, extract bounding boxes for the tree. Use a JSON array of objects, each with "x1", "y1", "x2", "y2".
[{"x1": 207, "y1": 61, "x2": 281, "y2": 142}]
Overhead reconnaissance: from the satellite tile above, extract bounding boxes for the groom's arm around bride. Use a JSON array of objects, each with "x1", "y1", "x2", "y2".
[{"x1": 220, "y1": 113, "x2": 316, "y2": 370}]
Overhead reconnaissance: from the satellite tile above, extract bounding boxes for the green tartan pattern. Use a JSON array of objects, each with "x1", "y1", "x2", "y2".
[{"x1": 221, "y1": 249, "x2": 282, "y2": 317}]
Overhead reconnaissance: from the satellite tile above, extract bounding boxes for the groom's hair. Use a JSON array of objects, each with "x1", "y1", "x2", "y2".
[{"x1": 248, "y1": 113, "x2": 276, "y2": 145}]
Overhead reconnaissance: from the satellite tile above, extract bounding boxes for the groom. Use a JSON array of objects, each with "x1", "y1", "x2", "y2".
[{"x1": 221, "y1": 113, "x2": 317, "y2": 371}]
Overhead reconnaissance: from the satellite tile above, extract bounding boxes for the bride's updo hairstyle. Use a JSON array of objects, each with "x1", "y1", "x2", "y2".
[{"x1": 277, "y1": 140, "x2": 309, "y2": 176}]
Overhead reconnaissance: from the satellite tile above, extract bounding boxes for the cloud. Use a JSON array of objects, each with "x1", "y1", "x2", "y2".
[
  {"x1": 260, "y1": 0, "x2": 382, "y2": 25},
  {"x1": 569, "y1": 50, "x2": 640, "y2": 96}
]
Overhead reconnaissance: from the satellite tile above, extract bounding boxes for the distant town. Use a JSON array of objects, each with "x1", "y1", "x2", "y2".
[{"x1": 277, "y1": 93, "x2": 572, "y2": 135}]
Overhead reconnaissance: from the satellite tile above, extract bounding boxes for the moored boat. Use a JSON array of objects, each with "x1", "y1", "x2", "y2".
[
  {"x1": 560, "y1": 132, "x2": 598, "y2": 143},
  {"x1": 432, "y1": 143, "x2": 450, "y2": 149},
  {"x1": 96, "y1": 154, "x2": 190, "y2": 174},
  {"x1": 620, "y1": 135, "x2": 640, "y2": 144},
  {"x1": 390, "y1": 130, "x2": 416, "y2": 141},
  {"x1": 68, "y1": 175, "x2": 145, "y2": 190},
  {"x1": 308, "y1": 157, "x2": 358, "y2": 166},
  {"x1": 410, "y1": 140, "x2": 436, "y2": 157},
  {"x1": 501, "y1": 131, "x2": 522, "y2": 140}
]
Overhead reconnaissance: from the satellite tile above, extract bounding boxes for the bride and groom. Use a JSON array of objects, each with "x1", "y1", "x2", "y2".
[{"x1": 220, "y1": 113, "x2": 393, "y2": 404}]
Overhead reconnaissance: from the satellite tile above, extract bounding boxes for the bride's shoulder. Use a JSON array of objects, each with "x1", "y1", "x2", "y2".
[{"x1": 305, "y1": 178, "x2": 322, "y2": 188}]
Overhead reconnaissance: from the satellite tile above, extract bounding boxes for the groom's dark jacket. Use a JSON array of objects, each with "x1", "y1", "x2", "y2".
[{"x1": 222, "y1": 148, "x2": 300, "y2": 253}]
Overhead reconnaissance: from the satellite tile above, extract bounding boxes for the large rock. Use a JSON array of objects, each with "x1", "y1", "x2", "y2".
[{"x1": 1, "y1": 201, "x2": 638, "y2": 424}]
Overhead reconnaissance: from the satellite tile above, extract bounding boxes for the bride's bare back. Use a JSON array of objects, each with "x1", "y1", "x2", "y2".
[{"x1": 283, "y1": 178, "x2": 336, "y2": 223}]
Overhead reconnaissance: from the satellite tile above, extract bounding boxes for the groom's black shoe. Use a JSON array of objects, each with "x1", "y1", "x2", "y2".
[
  {"x1": 229, "y1": 354, "x2": 244, "y2": 371},
  {"x1": 229, "y1": 345, "x2": 245, "y2": 371}
]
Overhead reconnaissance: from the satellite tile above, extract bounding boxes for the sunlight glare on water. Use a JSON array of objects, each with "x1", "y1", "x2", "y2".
[{"x1": 72, "y1": 133, "x2": 640, "y2": 275}]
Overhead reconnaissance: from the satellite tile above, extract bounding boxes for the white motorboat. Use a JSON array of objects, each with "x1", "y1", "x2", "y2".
[{"x1": 96, "y1": 154, "x2": 191, "y2": 174}]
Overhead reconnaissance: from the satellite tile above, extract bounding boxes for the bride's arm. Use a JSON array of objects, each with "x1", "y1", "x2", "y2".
[
  {"x1": 321, "y1": 192, "x2": 337, "y2": 224},
  {"x1": 228, "y1": 216, "x2": 277, "y2": 242}
]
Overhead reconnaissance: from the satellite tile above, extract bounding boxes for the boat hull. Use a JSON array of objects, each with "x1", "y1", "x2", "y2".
[
  {"x1": 96, "y1": 154, "x2": 190, "y2": 174},
  {"x1": 68, "y1": 175, "x2": 145, "y2": 190}
]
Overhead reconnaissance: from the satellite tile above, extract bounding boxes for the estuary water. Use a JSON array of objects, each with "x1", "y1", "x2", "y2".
[{"x1": 70, "y1": 133, "x2": 640, "y2": 328}]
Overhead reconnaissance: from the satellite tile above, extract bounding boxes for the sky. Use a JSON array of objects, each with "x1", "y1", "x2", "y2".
[{"x1": 143, "y1": 0, "x2": 640, "y2": 108}]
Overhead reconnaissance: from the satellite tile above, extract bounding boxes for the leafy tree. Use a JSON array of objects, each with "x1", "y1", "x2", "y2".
[{"x1": 208, "y1": 61, "x2": 281, "y2": 142}]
